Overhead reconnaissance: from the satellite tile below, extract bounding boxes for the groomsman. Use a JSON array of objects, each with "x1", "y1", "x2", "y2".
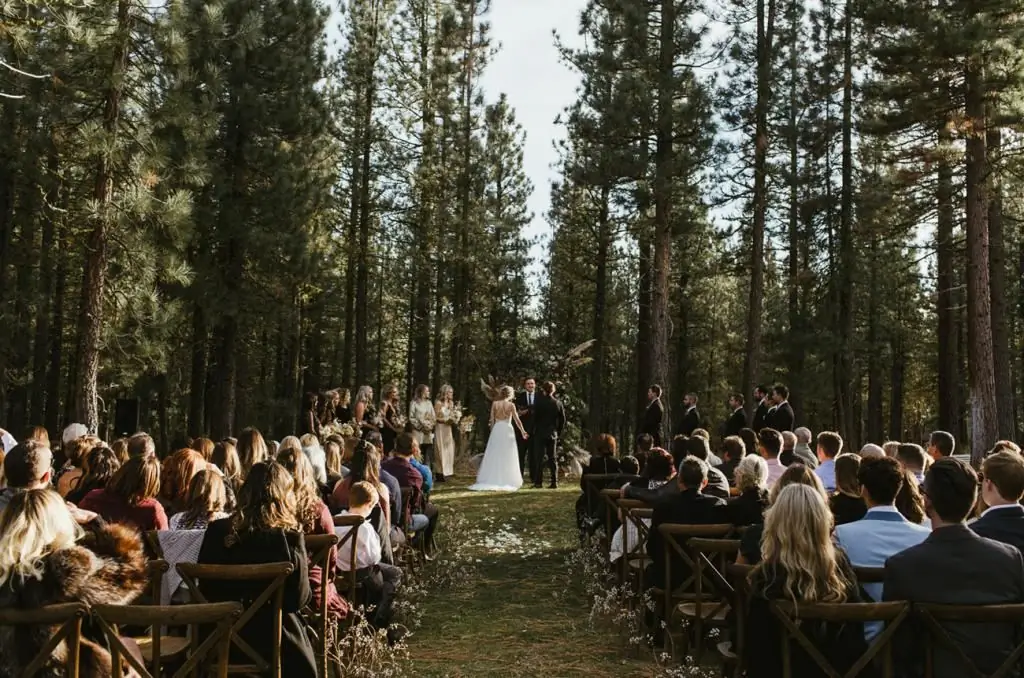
[
  {"x1": 641, "y1": 385, "x2": 665, "y2": 446},
  {"x1": 768, "y1": 384, "x2": 795, "y2": 432},
  {"x1": 722, "y1": 393, "x2": 747, "y2": 438},
  {"x1": 515, "y1": 378, "x2": 537, "y2": 475},
  {"x1": 678, "y1": 393, "x2": 701, "y2": 437},
  {"x1": 752, "y1": 385, "x2": 770, "y2": 432}
]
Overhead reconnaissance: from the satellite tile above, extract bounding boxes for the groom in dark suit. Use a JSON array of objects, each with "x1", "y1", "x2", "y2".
[
  {"x1": 514, "y1": 377, "x2": 537, "y2": 476},
  {"x1": 531, "y1": 381, "x2": 566, "y2": 489}
]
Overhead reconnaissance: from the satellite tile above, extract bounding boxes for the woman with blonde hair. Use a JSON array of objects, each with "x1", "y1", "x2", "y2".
[
  {"x1": 829, "y1": 453, "x2": 867, "y2": 525},
  {"x1": 434, "y1": 384, "x2": 458, "y2": 480},
  {"x1": 191, "y1": 437, "x2": 215, "y2": 461},
  {"x1": 212, "y1": 439, "x2": 243, "y2": 492},
  {"x1": 737, "y1": 464, "x2": 828, "y2": 565},
  {"x1": 169, "y1": 470, "x2": 230, "y2": 530},
  {"x1": 353, "y1": 385, "x2": 375, "y2": 432},
  {"x1": 469, "y1": 385, "x2": 528, "y2": 492},
  {"x1": 298, "y1": 433, "x2": 328, "y2": 487},
  {"x1": 236, "y1": 427, "x2": 269, "y2": 479},
  {"x1": 744, "y1": 484, "x2": 866, "y2": 678},
  {"x1": 727, "y1": 454, "x2": 770, "y2": 526},
  {"x1": 0, "y1": 489, "x2": 149, "y2": 677}
]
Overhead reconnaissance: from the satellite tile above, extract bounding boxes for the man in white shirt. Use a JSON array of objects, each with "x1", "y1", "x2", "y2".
[{"x1": 335, "y1": 481, "x2": 403, "y2": 632}]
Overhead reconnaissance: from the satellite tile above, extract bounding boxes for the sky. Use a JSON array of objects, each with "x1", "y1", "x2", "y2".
[{"x1": 479, "y1": 0, "x2": 588, "y2": 271}]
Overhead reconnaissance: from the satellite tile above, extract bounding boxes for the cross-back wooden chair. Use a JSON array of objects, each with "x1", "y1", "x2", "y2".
[
  {"x1": 654, "y1": 523, "x2": 734, "y2": 651},
  {"x1": 127, "y1": 559, "x2": 195, "y2": 668},
  {"x1": 852, "y1": 566, "x2": 886, "y2": 585},
  {"x1": 176, "y1": 562, "x2": 295, "y2": 678},
  {"x1": 617, "y1": 499, "x2": 653, "y2": 591},
  {"x1": 581, "y1": 473, "x2": 619, "y2": 517},
  {"x1": 719, "y1": 563, "x2": 753, "y2": 678},
  {"x1": 0, "y1": 602, "x2": 87, "y2": 677},
  {"x1": 303, "y1": 533, "x2": 339, "y2": 678},
  {"x1": 596, "y1": 488, "x2": 623, "y2": 558},
  {"x1": 398, "y1": 487, "x2": 425, "y2": 573},
  {"x1": 918, "y1": 603, "x2": 1024, "y2": 678},
  {"x1": 93, "y1": 602, "x2": 241, "y2": 678},
  {"x1": 770, "y1": 599, "x2": 911, "y2": 678},
  {"x1": 672, "y1": 537, "x2": 741, "y2": 662},
  {"x1": 332, "y1": 513, "x2": 365, "y2": 662}
]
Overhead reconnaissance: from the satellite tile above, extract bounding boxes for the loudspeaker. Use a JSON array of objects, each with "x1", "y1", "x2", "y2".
[{"x1": 114, "y1": 398, "x2": 140, "y2": 437}]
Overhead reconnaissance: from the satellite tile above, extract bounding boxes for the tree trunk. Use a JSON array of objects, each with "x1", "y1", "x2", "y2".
[
  {"x1": 786, "y1": 2, "x2": 802, "y2": 409},
  {"x1": 354, "y1": 77, "x2": 374, "y2": 388},
  {"x1": 889, "y1": 336, "x2": 905, "y2": 439},
  {"x1": 836, "y1": 0, "x2": 856, "y2": 444},
  {"x1": 936, "y1": 122, "x2": 960, "y2": 436},
  {"x1": 341, "y1": 145, "x2": 359, "y2": 388},
  {"x1": 588, "y1": 186, "x2": 610, "y2": 436},
  {"x1": 188, "y1": 300, "x2": 207, "y2": 437},
  {"x1": 46, "y1": 210, "x2": 66, "y2": 434},
  {"x1": 866, "y1": 237, "x2": 883, "y2": 443},
  {"x1": 412, "y1": 4, "x2": 434, "y2": 387},
  {"x1": 30, "y1": 149, "x2": 59, "y2": 425},
  {"x1": 636, "y1": 227, "x2": 652, "y2": 428},
  {"x1": 986, "y1": 119, "x2": 1014, "y2": 439},
  {"x1": 964, "y1": 60, "x2": 998, "y2": 463}
]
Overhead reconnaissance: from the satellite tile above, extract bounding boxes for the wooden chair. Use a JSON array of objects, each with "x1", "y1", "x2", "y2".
[
  {"x1": 303, "y1": 533, "x2": 339, "y2": 678},
  {"x1": 918, "y1": 603, "x2": 1024, "y2": 678},
  {"x1": 131, "y1": 559, "x2": 194, "y2": 668},
  {"x1": 597, "y1": 488, "x2": 623, "y2": 558},
  {"x1": 770, "y1": 599, "x2": 910, "y2": 678},
  {"x1": 673, "y1": 537, "x2": 741, "y2": 662},
  {"x1": 719, "y1": 563, "x2": 753, "y2": 678},
  {"x1": 617, "y1": 499, "x2": 653, "y2": 591},
  {"x1": 332, "y1": 514, "x2": 365, "y2": 662},
  {"x1": 398, "y1": 487, "x2": 425, "y2": 573},
  {"x1": 177, "y1": 562, "x2": 295, "y2": 678},
  {"x1": 0, "y1": 602, "x2": 87, "y2": 677},
  {"x1": 93, "y1": 602, "x2": 241, "y2": 678},
  {"x1": 581, "y1": 473, "x2": 619, "y2": 517},
  {"x1": 853, "y1": 566, "x2": 886, "y2": 585}
]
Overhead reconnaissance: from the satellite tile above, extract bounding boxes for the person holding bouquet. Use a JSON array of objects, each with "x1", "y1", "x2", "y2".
[
  {"x1": 379, "y1": 385, "x2": 403, "y2": 455},
  {"x1": 409, "y1": 385, "x2": 439, "y2": 482},
  {"x1": 434, "y1": 385, "x2": 459, "y2": 480}
]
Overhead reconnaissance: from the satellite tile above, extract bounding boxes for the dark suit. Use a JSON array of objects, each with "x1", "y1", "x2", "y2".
[
  {"x1": 726, "y1": 488, "x2": 769, "y2": 526},
  {"x1": 883, "y1": 524, "x2": 1024, "y2": 678},
  {"x1": 678, "y1": 406, "x2": 701, "y2": 437},
  {"x1": 971, "y1": 504, "x2": 1024, "y2": 554},
  {"x1": 531, "y1": 393, "x2": 566, "y2": 487},
  {"x1": 723, "y1": 407, "x2": 747, "y2": 438},
  {"x1": 752, "y1": 399, "x2": 770, "y2": 433},
  {"x1": 768, "y1": 401, "x2": 795, "y2": 432},
  {"x1": 514, "y1": 391, "x2": 538, "y2": 474},
  {"x1": 647, "y1": 488, "x2": 727, "y2": 588},
  {"x1": 641, "y1": 399, "x2": 665, "y2": 446}
]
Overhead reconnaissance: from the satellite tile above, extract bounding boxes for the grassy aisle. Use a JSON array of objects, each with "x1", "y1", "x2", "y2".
[{"x1": 407, "y1": 478, "x2": 653, "y2": 678}]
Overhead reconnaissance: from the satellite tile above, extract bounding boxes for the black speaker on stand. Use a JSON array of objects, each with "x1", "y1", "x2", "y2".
[{"x1": 114, "y1": 398, "x2": 140, "y2": 438}]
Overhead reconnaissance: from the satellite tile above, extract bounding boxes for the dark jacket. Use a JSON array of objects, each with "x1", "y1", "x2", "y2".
[
  {"x1": 514, "y1": 391, "x2": 538, "y2": 437},
  {"x1": 727, "y1": 488, "x2": 769, "y2": 527},
  {"x1": 717, "y1": 458, "x2": 739, "y2": 485},
  {"x1": 533, "y1": 393, "x2": 566, "y2": 441},
  {"x1": 198, "y1": 520, "x2": 317, "y2": 678},
  {"x1": 0, "y1": 523, "x2": 149, "y2": 678},
  {"x1": 883, "y1": 524, "x2": 1024, "y2": 678},
  {"x1": 829, "y1": 493, "x2": 868, "y2": 526},
  {"x1": 768, "y1": 401, "x2": 795, "y2": 432},
  {"x1": 723, "y1": 408, "x2": 747, "y2": 438},
  {"x1": 678, "y1": 407, "x2": 701, "y2": 437},
  {"x1": 647, "y1": 488, "x2": 727, "y2": 587},
  {"x1": 641, "y1": 399, "x2": 665, "y2": 446},
  {"x1": 970, "y1": 504, "x2": 1024, "y2": 554},
  {"x1": 752, "y1": 400, "x2": 770, "y2": 433}
]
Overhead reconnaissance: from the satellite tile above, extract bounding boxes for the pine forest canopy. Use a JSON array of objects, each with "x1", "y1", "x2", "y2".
[{"x1": 0, "y1": 0, "x2": 1021, "y2": 465}]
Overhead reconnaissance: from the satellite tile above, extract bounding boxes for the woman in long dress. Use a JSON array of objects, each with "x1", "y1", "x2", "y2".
[
  {"x1": 379, "y1": 385, "x2": 402, "y2": 454},
  {"x1": 409, "y1": 384, "x2": 437, "y2": 478},
  {"x1": 353, "y1": 385, "x2": 375, "y2": 434},
  {"x1": 470, "y1": 386, "x2": 528, "y2": 492},
  {"x1": 434, "y1": 385, "x2": 457, "y2": 479}
]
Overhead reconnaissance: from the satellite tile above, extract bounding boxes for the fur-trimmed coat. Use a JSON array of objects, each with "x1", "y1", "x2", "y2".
[{"x1": 0, "y1": 521, "x2": 149, "y2": 678}]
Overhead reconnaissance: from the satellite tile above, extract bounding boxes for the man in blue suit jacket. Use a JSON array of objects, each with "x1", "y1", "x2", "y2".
[
  {"x1": 833, "y1": 456, "x2": 930, "y2": 639},
  {"x1": 971, "y1": 451, "x2": 1024, "y2": 552}
]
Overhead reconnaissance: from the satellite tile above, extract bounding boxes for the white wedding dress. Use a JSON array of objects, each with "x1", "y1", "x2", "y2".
[{"x1": 469, "y1": 401, "x2": 523, "y2": 492}]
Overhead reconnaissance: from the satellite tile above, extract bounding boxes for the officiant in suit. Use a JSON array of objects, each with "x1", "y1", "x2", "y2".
[
  {"x1": 515, "y1": 377, "x2": 538, "y2": 475},
  {"x1": 532, "y1": 381, "x2": 566, "y2": 489},
  {"x1": 641, "y1": 385, "x2": 665, "y2": 446}
]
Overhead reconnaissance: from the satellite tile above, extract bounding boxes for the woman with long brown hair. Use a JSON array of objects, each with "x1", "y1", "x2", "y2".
[
  {"x1": 829, "y1": 453, "x2": 867, "y2": 525},
  {"x1": 379, "y1": 384, "x2": 402, "y2": 454},
  {"x1": 79, "y1": 452, "x2": 168, "y2": 532},
  {"x1": 65, "y1": 445, "x2": 121, "y2": 506},
  {"x1": 236, "y1": 427, "x2": 268, "y2": 480},
  {"x1": 211, "y1": 439, "x2": 243, "y2": 493},
  {"x1": 190, "y1": 437, "x2": 215, "y2": 462},
  {"x1": 159, "y1": 448, "x2": 207, "y2": 516},
  {"x1": 197, "y1": 462, "x2": 317, "y2": 677}
]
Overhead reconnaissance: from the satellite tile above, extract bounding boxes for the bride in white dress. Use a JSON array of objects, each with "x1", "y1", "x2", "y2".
[{"x1": 469, "y1": 386, "x2": 528, "y2": 492}]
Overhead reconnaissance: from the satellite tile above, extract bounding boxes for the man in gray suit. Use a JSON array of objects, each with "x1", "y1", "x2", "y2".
[{"x1": 883, "y1": 458, "x2": 1024, "y2": 678}]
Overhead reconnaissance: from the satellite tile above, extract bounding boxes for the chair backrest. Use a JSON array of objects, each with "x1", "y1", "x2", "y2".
[
  {"x1": 581, "y1": 473, "x2": 619, "y2": 514},
  {"x1": 658, "y1": 523, "x2": 734, "y2": 594},
  {"x1": 853, "y1": 566, "x2": 886, "y2": 584},
  {"x1": 0, "y1": 602, "x2": 88, "y2": 677},
  {"x1": 146, "y1": 559, "x2": 169, "y2": 604},
  {"x1": 332, "y1": 514, "x2": 365, "y2": 575},
  {"x1": 399, "y1": 487, "x2": 414, "y2": 529},
  {"x1": 770, "y1": 598, "x2": 910, "y2": 678},
  {"x1": 93, "y1": 602, "x2": 241, "y2": 678},
  {"x1": 726, "y1": 563, "x2": 754, "y2": 673},
  {"x1": 176, "y1": 562, "x2": 295, "y2": 678},
  {"x1": 300, "y1": 533, "x2": 338, "y2": 678},
  {"x1": 918, "y1": 603, "x2": 1024, "y2": 678}
]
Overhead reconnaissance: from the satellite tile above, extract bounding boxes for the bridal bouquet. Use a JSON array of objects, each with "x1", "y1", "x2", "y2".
[
  {"x1": 393, "y1": 413, "x2": 408, "y2": 430},
  {"x1": 437, "y1": 403, "x2": 463, "y2": 426},
  {"x1": 459, "y1": 414, "x2": 476, "y2": 434},
  {"x1": 366, "y1": 405, "x2": 383, "y2": 428}
]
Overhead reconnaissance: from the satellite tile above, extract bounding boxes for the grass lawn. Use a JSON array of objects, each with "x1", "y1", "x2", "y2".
[{"x1": 407, "y1": 477, "x2": 655, "y2": 678}]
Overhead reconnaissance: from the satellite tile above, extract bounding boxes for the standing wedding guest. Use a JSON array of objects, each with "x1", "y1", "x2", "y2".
[
  {"x1": 829, "y1": 454, "x2": 867, "y2": 525},
  {"x1": 169, "y1": 470, "x2": 230, "y2": 530},
  {"x1": 159, "y1": 448, "x2": 207, "y2": 517},
  {"x1": 379, "y1": 385, "x2": 402, "y2": 455},
  {"x1": 815, "y1": 431, "x2": 842, "y2": 492},
  {"x1": 767, "y1": 384, "x2": 794, "y2": 432},
  {"x1": 334, "y1": 388, "x2": 352, "y2": 424},
  {"x1": 434, "y1": 385, "x2": 458, "y2": 480},
  {"x1": 752, "y1": 385, "x2": 771, "y2": 433},
  {"x1": 759, "y1": 428, "x2": 786, "y2": 487},
  {"x1": 744, "y1": 485, "x2": 866, "y2": 678},
  {"x1": 198, "y1": 462, "x2": 318, "y2": 678},
  {"x1": 677, "y1": 393, "x2": 701, "y2": 437},
  {"x1": 409, "y1": 385, "x2": 438, "y2": 481},
  {"x1": 723, "y1": 393, "x2": 747, "y2": 438},
  {"x1": 212, "y1": 439, "x2": 243, "y2": 493},
  {"x1": 190, "y1": 437, "x2": 215, "y2": 462},
  {"x1": 66, "y1": 445, "x2": 121, "y2": 506},
  {"x1": 0, "y1": 489, "x2": 149, "y2": 678},
  {"x1": 884, "y1": 458, "x2": 1024, "y2": 678},
  {"x1": 971, "y1": 451, "x2": 1024, "y2": 551},
  {"x1": 301, "y1": 392, "x2": 321, "y2": 440},
  {"x1": 318, "y1": 390, "x2": 338, "y2": 426},
  {"x1": 515, "y1": 378, "x2": 539, "y2": 475},
  {"x1": 322, "y1": 439, "x2": 345, "y2": 498},
  {"x1": 640, "y1": 385, "x2": 665, "y2": 447},
  {"x1": 79, "y1": 452, "x2": 169, "y2": 532},
  {"x1": 236, "y1": 427, "x2": 269, "y2": 480},
  {"x1": 353, "y1": 386, "x2": 376, "y2": 433},
  {"x1": 727, "y1": 455, "x2": 769, "y2": 526}
]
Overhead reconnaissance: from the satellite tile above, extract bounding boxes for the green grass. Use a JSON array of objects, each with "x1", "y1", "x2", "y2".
[{"x1": 407, "y1": 477, "x2": 654, "y2": 678}]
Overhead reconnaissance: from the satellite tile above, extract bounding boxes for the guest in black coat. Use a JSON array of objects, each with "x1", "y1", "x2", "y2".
[
  {"x1": 971, "y1": 451, "x2": 1024, "y2": 552},
  {"x1": 198, "y1": 461, "x2": 318, "y2": 678},
  {"x1": 829, "y1": 454, "x2": 867, "y2": 526},
  {"x1": 683, "y1": 436, "x2": 730, "y2": 500},
  {"x1": 751, "y1": 386, "x2": 770, "y2": 433},
  {"x1": 722, "y1": 393, "x2": 748, "y2": 438},
  {"x1": 767, "y1": 384, "x2": 794, "y2": 432},
  {"x1": 677, "y1": 393, "x2": 701, "y2": 437},
  {"x1": 884, "y1": 458, "x2": 1024, "y2": 678},
  {"x1": 745, "y1": 484, "x2": 868, "y2": 678},
  {"x1": 575, "y1": 434, "x2": 622, "y2": 534},
  {"x1": 717, "y1": 435, "x2": 746, "y2": 486},
  {"x1": 727, "y1": 455, "x2": 769, "y2": 526},
  {"x1": 640, "y1": 385, "x2": 665, "y2": 447}
]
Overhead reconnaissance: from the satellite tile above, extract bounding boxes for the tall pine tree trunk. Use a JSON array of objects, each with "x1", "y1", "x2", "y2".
[
  {"x1": 412, "y1": 6, "x2": 434, "y2": 387},
  {"x1": 188, "y1": 300, "x2": 207, "y2": 437},
  {"x1": 354, "y1": 81, "x2": 374, "y2": 388},
  {"x1": 342, "y1": 145, "x2": 360, "y2": 387},
  {"x1": 30, "y1": 149, "x2": 59, "y2": 425},
  {"x1": 866, "y1": 235, "x2": 883, "y2": 443},
  {"x1": 890, "y1": 336, "x2": 905, "y2": 439},
  {"x1": 836, "y1": 0, "x2": 856, "y2": 444},
  {"x1": 986, "y1": 118, "x2": 1014, "y2": 439},
  {"x1": 964, "y1": 60, "x2": 997, "y2": 463},
  {"x1": 786, "y1": 4, "x2": 802, "y2": 408},
  {"x1": 936, "y1": 122, "x2": 959, "y2": 436},
  {"x1": 588, "y1": 186, "x2": 610, "y2": 436},
  {"x1": 636, "y1": 227, "x2": 652, "y2": 428}
]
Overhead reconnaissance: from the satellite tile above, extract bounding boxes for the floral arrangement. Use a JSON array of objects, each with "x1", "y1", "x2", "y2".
[
  {"x1": 436, "y1": 402, "x2": 463, "y2": 426},
  {"x1": 409, "y1": 409, "x2": 435, "y2": 434},
  {"x1": 459, "y1": 414, "x2": 475, "y2": 434},
  {"x1": 321, "y1": 421, "x2": 357, "y2": 439},
  {"x1": 392, "y1": 413, "x2": 408, "y2": 430},
  {"x1": 556, "y1": 445, "x2": 591, "y2": 479}
]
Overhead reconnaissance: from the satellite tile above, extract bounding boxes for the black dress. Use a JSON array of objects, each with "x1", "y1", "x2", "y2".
[
  {"x1": 830, "y1": 493, "x2": 868, "y2": 526},
  {"x1": 197, "y1": 520, "x2": 317, "y2": 678},
  {"x1": 380, "y1": 402, "x2": 399, "y2": 454},
  {"x1": 575, "y1": 457, "x2": 622, "y2": 534},
  {"x1": 335, "y1": 405, "x2": 351, "y2": 424}
]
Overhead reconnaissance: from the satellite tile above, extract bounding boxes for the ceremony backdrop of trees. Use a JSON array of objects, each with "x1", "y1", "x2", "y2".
[{"x1": 1, "y1": 0, "x2": 1022, "y2": 461}]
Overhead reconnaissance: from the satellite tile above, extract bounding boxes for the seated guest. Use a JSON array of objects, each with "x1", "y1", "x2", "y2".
[
  {"x1": 926, "y1": 429, "x2": 956, "y2": 462},
  {"x1": 779, "y1": 430, "x2": 797, "y2": 467},
  {"x1": 895, "y1": 468, "x2": 927, "y2": 525},
  {"x1": 54, "y1": 427, "x2": 89, "y2": 497},
  {"x1": 159, "y1": 448, "x2": 207, "y2": 517},
  {"x1": 990, "y1": 440, "x2": 1022, "y2": 456},
  {"x1": 758, "y1": 428, "x2": 786, "y2": 487},
  {"x1": 815, "y1": 431, "x2": 842, "y2": 492},
  {"x1": 691, "y1": 429, "x2": 723, "y2": 466},
  {"x1": 610, "y1": 449, "x2": 675, "y2": 565},
  {"x1": 330, "y1": 440, "x2": 394, "y2": 565},
  {"x1": 739, "y1": 465, "x2": 828, "y2": 565},
  {"x1": 299, "y1": 434, "x2": 328, "y2": 487},
  {"x1": 882, "y1": 441, "x2": 900, "y2": 459},
  {"x1": 884, "y1": 458, "x2": 1024, "y2": 678},
  {"x1": 833, "y1": 456, "x2": 929, "y2": 639},
  {"x1": 408, "y1": 438, "x2": 434, "y2": 497},
  {"x1": 717, "y1": 435, "x2": 746, "y2": 485},
  {"x1": 169, "y1": 470, "x2": 230, "y2": 530},
  {"x1": 0, "y1": 489, "x2": 149, "y2": 678},
  {"x1": 971, "y1": 451, "x2": 1024, "y2": 552},
  {"x1": 1, "y1": 441, "x2": 53, "y2": 513},
  {"x1": 859, "y1": 443, "x2": 885, "y2": 459},
  {"x1": 896, "y1": 443, "x2": 927, "y2": 486},
  {"x1": 619, "y1": 455, "x2": 640, "y2": 477},
  {"x1": 727, "y1": 455, "x2": 769, "y2": 526},
  {"x1": 635, "y1": 433, "x2": 654, "y2": 473},
  {"x1": 236, "y1": 427, "x2": 269, "y2": 479},
  {"x1": 792, "y1": 427, "x2": 818, "y2": 468},
  {"x1": 65, "y1": 445, "x2": 121, "y2": 506},
  {"x1": 829, "y1": 454, "x2": 867, "y2": 526},
  {"x1": 190, "y1": 437, "x2": 215, "y2": 462},
  {"x1": 685, "y1": 436, "x2": 729, "y2": 499},
  {"x1": 80, "y1": 452, "x2": 169, "y2": 532},
  {"x1": 669, "y1": 434, "x2": 689, "y2": 470},
  {"x1": 745, "y1": 484, "x2": 866, "y2": 678},
  {"x1": 211, "y1": 439, "x2": 243, "y2": 493},
  {"x1": 383, "y1": 433, "x2": 439, "y2": 550},
  {"x1": 198, "y1": 461, "x2": 318, "y2": 677},
  {"x1": 620, "y1": 447, "x2": 678, "y2": 505},
  {"x1": 583, "y1": 433, "x2": 621, "y2": 477},
  {"x1": 739, "y1": 429, "x2": 760, "y2": 469},
  {"x1": 277, "y1": 448, "x2": 347, "y2": 622},
  {"x1": 335, "y1": 481, "x2": 402, "y2": 637},
  {"x1": 363, "y1": 431, "x2": 402, "y2": 528}
]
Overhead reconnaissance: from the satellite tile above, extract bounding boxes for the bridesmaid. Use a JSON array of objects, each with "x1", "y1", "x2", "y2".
[
  {"x1": 409, "y1": 385, "x2": 438, "y2": 480},
  {"x1": 379, "y1": 384, "x2": 402, "y2": 454},
  {"x1": 353, "y1": 386, "x2": 376, "y2": 433},
  {"x1": 434, "y1": 385, "x2": 457, "y2": 480},
  {"x1": 335, "y1": 388, "x2": 352, "y2": 424}
]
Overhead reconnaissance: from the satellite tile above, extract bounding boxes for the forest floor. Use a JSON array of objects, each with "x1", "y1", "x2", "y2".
[{"x1": 405, "y1": 477, "x2": 656, "y2": 678}]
